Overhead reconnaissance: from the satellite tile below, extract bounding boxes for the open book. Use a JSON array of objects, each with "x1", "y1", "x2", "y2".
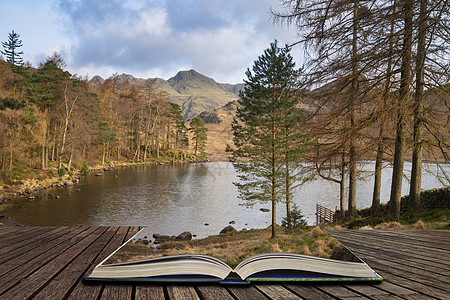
[{"x1": 86, "y1": 228, "x2": 382, "y2": 284}]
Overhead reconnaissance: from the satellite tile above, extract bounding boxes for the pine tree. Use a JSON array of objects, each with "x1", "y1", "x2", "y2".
[
  {"x1": 230, "y1": 41, "x2": 305, "y2": 238},
  {"x1": 190, "y1": 117, "x2": 208, "y2": 156},
  {"x1": 1, "y1": 30, "x2": 24, "y2": 66}
]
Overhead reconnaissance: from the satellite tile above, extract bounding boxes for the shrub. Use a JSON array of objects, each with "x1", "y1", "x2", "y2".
[
  {"x1": 57, "y1": 168, "x2": 66, "y2": 177},
  {"x1": 80, "y1": 161, "x2": 89, "y2": 175},
  {"x1": 282, "y1": 203, "x2": 308, "y2": 230}
]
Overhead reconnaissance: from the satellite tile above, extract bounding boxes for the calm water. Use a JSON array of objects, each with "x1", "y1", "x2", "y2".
[{"x1": 3, "y1": 161, "x2": 448, "y2": 238}]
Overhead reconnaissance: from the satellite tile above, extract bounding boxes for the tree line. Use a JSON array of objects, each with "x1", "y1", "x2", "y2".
[
  {"x1": 0, "y1": 31, "x2": 208, "y2": 184},
  {"x1": 232, "y1": 0, "x2": 448, "y2": 237}
]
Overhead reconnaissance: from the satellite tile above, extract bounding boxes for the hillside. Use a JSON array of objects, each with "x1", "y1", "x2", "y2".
[
  {"x1": 91, "y1": 70, "x2": 243, "y2": 120},
  {"x1": 196, "y1": 101, "x2": 238, "y2": 157}
]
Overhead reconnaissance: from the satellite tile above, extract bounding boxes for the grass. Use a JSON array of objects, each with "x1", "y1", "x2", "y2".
[{"x1": 106, "y1": 225, "x2": 345, "y2": 268}]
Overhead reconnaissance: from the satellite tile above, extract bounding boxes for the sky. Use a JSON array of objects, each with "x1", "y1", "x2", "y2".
[{"x1": 0, "y1": 0, "x2": 301, "y2": 84}]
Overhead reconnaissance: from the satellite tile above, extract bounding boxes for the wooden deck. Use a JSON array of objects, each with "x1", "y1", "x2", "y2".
[{"x1": 0, "y1": 227, "x2": 448, "y2": 300}]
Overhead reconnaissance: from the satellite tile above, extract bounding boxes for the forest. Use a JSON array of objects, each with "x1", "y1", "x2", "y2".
[{"x1": 0, "y1": 48, "x2": 209, "y2": 189}]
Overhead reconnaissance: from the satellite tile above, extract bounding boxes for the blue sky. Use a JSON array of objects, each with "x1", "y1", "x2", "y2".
[{"x1": 0, "y1": 0, "x2": 300, "y2": 83}]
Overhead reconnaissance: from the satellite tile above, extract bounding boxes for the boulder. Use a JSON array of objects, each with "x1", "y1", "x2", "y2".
[
  {"x1": 229, "y1": 220, "x2": 235, "y2": 224},
  {"x1": 220, "y1": 225, "x2": 237, "y2": 235},
  {"x1": 260, "y1": 208, "x2": 270, "y2": 212},
  {"x1": 176, "y1": 231, "x2": 193, "y2": 241},
  {"x1": 153, "y1": 234, "x2": 176, "y2": 244}
]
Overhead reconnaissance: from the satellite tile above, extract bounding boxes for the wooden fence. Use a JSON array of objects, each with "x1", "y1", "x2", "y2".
[{"x1": 315, "y1": 203, "x2": 335, "y2": 225}]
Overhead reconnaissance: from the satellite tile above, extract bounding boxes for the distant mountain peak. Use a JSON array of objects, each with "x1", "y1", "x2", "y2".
[{"x1": 168, "y1": 69, "x2": 216, "y2": 85}]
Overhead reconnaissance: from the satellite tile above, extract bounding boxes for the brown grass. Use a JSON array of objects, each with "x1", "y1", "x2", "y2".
[
  {"x1": 301, "y1": 244, "x2": 311, "y2": 255},
  {"x1": 415, "y1": 219, "x2": 426, "y2": 229},
  {"x1": 311, "y1": 226, "x2": 324, "y2": 238},
  {"x1": 106, "y1": 226, "x2": 343, "y2": 268},
  {"x1": 374, "y1": 222, "x2": 404, "y2": 230}
]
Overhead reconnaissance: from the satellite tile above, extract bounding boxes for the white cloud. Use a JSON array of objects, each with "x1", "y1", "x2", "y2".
[{"x1": 55, "y1": 0, "x2": 301, "y2": 83}]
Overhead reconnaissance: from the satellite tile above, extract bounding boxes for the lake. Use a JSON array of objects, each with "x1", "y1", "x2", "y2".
[{"x1": 3, "y1": 161, "x2": 448, "y2": 238}]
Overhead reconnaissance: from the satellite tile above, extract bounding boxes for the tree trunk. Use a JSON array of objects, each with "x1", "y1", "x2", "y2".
[
  {"x1": 285, "y1": 161, "x2": 291, "y2": 228},
  {"x1": 372, "y1": 3, "x2": 395, "y2": 217},
  {"x1": 102, "y1": 143, "x2": 106, "y2": 165},
  {"x1": 9, "y1": 139, "x2": 13, "y2": 171},
  {"x1": 389, "y1": 0, "x2": 413, "y2": 221},
  {"x1": 58, "y1": 116, "x2": 69, "y2": 170},
  {"x1": 340, "y1": 151, "x2": 346, "y2": 218},
  {"x1": 348, "y1": 0, "x2": 359, "y2": 217},
  {"x1": 41, "y1": 145, "x2": 46, "y2": 170},
  {"x1": 67, "y1": 146, "x2": 74, "y2": 171},
  {"x1": 409, "y1": 0, "x2": 427, "y2": 215},
  {"x1": 156, "y1": 133, "x2": 160, "y2": 158},
  {"x1": 371, "y1": 125, "x2": 384, "y2": 216}
]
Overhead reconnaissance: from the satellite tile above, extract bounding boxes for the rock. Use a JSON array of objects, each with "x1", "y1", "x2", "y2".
[
  {"x1": 220, "y1": 225, "x2": 237, "y2": 235},
  {"x1": 176, "y1": 231, "x2": 192, "y2": 241},
  {"x1": 103, "y1": 168, "x2": 110, "y2": 171},
  {"x1": 229, "y1": 220, "x2": 235, "y2": 224},
  {"x1": 66, "y1": 193, "x2": 71, "y2": 196},
  {"x1": 152, "y1": 234, "x2": 176, "y2": 244},
  {"x1": 76, "y1": 188, "x2": 81, "y2": 191},
  {"x1": 260, "y1": 208, "x2": 270, "y2": 212},
  {"x1": 56, "y1": 195, "x2": 61, "y2": 199},
  {"x1": 204, "y1": 223, "x2": 209, "y2": 226},
  {"x1": 28, "y1": 196, "x2": 35, "y2": 200},
  {"x1": 198, "y1": 111, "x2": 222, "y2": 124},
  {"x1": 95, "y1": 174, "x2": 103, "y2": 176}
]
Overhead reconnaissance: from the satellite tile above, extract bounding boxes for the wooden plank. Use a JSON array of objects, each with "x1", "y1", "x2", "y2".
[
  {"x1": 0, "y1": 226, "x2": 104, "y2": 300},
  {"x1": 197, "y1": 285, "x2": 234, "y2": 300},
  {"x1": 125, "y1": 226, "x2": 140, "y2": 240},
  {"x1": 357, "y1": 257, "x2": 450, "y2": 299},
  {"x1": 330, "y1": 231, "x2": 450, "y2": 265},
  {"x1": 373, "y1": 281, "x2": 419, "y2": 297},
  {"x1": 344, "y1": 284, "x2": 389, "y2": 297},
  {"x1": 0, "y1": 226, "x2": 82, "y2": 275},
  {"x1": 98, "y1": 227, "x2": 139, "y2": 300},
  {"x1": 0, "y1": 226, "x2": 26, "y2": 238},
  {"x1": 336, "y1": 238, "x2": 450, "y2": 274},
  {"x1": 283, "y1": 284, "x2": 332, "y2": 299},
  {"x1": 357, "y1": 230, "x2": 450, "y2": 248},
  {"x1": 0, "y1": 226, "x2": 74, "y2": 264},
  {"x1": 317, "y1": 285, "x2": 371, "y2": 299},
  {"x1": 329, "y1": 232, "x2": 450, "y2": 270},
  {"x1": 255, "y1": 284, "x2": 301, "y2": 300},
  {"x1": 0, "y1": 226, "x2": 93, "y2": 294},
  {"x1": 135, "y1": 285, "x2": 165, "y2": 300},
  {"x1": 166, "y1": 286, "x2": 200, "y2": 300},
  {"x1": 227, "y1": 285, "x2": 269, "y2": 300},
  {"x1": 0, "y1": 226, "x2": 50, "y2": 250},
  {"x1": 99, "y1": 284, "x2": 132, "y2": 300},
  {"x1": 336, "y1": 242, "x2": 450, "y2": 289},
  {"x1": 67, "y1": 227, "x2": 126, "y2": 300},
  {"x1": 32, "y1": 227, "x2": 112, "y2": 300}
]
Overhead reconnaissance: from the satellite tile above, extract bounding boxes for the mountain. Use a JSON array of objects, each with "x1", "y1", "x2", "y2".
[
  {"x1": 91, "y1": 70, "x2": 244, "y2": 120},
  {"x1": 197, "y1": 100, "x2": 239, "y2": 156}
]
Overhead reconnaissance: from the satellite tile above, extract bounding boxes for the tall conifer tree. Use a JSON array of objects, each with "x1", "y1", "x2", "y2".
[
  {"x1": 1, "y1": 30, "x2": 24, "y2": 66},
  {"x1": 230, "y1": 41, "x2": 305, "y2": 238}
]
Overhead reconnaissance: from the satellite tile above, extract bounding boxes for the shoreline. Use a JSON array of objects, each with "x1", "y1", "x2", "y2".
[{"x1": 0, "y1": 157, "x2": 206, "y2": 206}]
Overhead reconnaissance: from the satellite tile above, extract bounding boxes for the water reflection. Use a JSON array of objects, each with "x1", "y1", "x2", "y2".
[{"x1": 3, "y1": 161, "x2": 448, "y2": 238}]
